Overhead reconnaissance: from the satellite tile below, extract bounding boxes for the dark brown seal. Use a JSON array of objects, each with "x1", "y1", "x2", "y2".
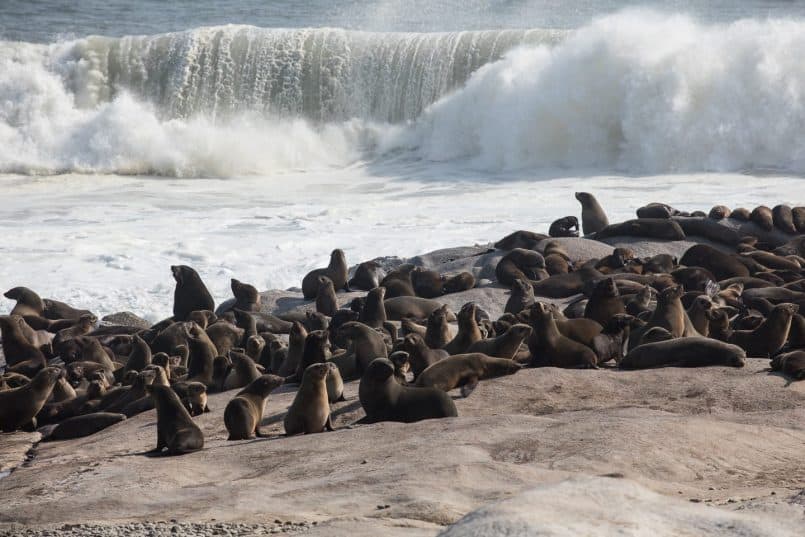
[
  {"x1": 302, "y1": 249, "x2": 349, "y2": 299},
  {"x1": 772, "y1": 205, "x2": 797, "y2": 234},
  {"x1": 575, "y1": 192, "x2": 609, "y2": 235},
  {"x1": 348, "y1": 261, "x2": 386, "y2": 291},
  {"x1": 528, "y1": 303, "x2": 597, "y2": 369},
  {"x1": 146, "y1": 384, "x2": 204, "y2": 455},
  {"x1": 549, "y1": 216, "x2": 579, "y2": 238},
  {"x1": 496, "y1": 249, "x2": 546, "y2": 287},
  {"x1": 224, "y1": 374, "x2": 284, "y2": 440},
  {"x1": 172, "y1": 265, "x2": 215, "y2": 322},
  {"x1": 0, "y1": 366, "x2": 61, "y2": 431},
  {"x1": 620, "y1": 337, "x2": 745, "y2": 369},
  {"x1": 4, "y1": 287, "x2": 44, "y2": 317},
  {"x1": 728, "y1": 303, "x2": 798, "y2": 357},
  {"x1": 315, "y1": 276, "x2": 339, "y2": 316},
  {"x1": 583, "y1": 277, "x2": 625, "y2": 327},
  {"x1": 750, "y1": 205, "x2": 774, "y2": 231},
  {"x1": 465, "y1": 323, "x2": 532, "y2": 359},
  {"x1": 443, "y1": 303, "x2": 483, "y2": 355},
  {"x1": 400, "y1": 333, "x2": 449, "y2": 379},
  {"x1": 770, "y1": 351, "x2": 805, "y2": 380},
  {"x1": 284, "y1": 362, "x2": 336, "y2": 435},
  {"x1": 415, "y1": 353, "x2": 521, "y2": 396}
]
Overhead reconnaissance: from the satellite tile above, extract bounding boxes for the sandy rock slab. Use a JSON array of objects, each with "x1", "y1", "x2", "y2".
[{"x1": 1, "y1": 360, "x2": 805, "y2": 535}]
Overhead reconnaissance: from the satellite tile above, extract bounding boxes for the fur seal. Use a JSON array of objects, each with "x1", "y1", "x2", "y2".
[
  {"x1": 505, "y1": 278, "x2": 536, "y2": 315},
  {"x1": 302, "y1": 249, "x2": 349, "y2": 299},
  {"x1": 339, "y1": 321, "x2": 388, "y2": 374},
  {"x1": 4, "y1": 287, "x2": 44, "y2": 317},
  {"x1": 277, "y1": 322, "x2": 307, "y2": 377},
  {"x1": 172, "y1": 266, "x2": 215, "y2": 322},
  {"x1": 708, "y1": 206, "x2": 731, "y2": 219},
  {"x1": 583, "y1": 278, "x2": 625, "y2": 327},
  {"x1": 465, "y1": 323, "x2": 532, "y2": 359},
  {"x1": 411, "y1": 267, "x2": 444, "y2": 298},
  {"x1": 415, "y1": 353, "x2": 521, "y2": 396},
  {"x1": 42, "y1": 299, "x2": 92, "y2": 321},
  {"x1": 770, "y1": 351, "x2": 805, "y2": 380},
  {"x1": 592, "y1": 219, "x2": 686, "y2": 241},
  {"x1": 284, "y1": 362, "x2": 336, "y2": 435},
  {"x1": 229, "y1": 279, "x2": 261, "y2": 312},
  {"x1": 443, "y1": 272, "x2": 476, "y2": 294},
  {"x1": 793, "y1": 207, "x2": 805, "y2": 233},
  {"x1": 629, "y1": 285, "x2": 686, "y2": 349},
  {"x1": 686, "y1": 295, "x2": 713, "y2": 337},
  {"x1": 620, "y1": 337, "x2": 746, "y2": 369},
  {"x1": 575, "y1": 192, "x2": 609, "y2": 235},
  {"x1": 172, "y1": 381, "x2": 210, "y2": 416},
  {"x1": 146, "y1": 384, "x2": 204, "y2": 455},
  {"x1": 384, "y1": 296, "x2": 453, "y2": 321},
  {"x1": 444, "y1": 303, "x2": 483, "y2": 355},
  {"x1": 315, "y1": 276, "x2": 339, "y2": 316},
  {"x1": 528, "y1": 303, "x2": 597, "y2": 368},
  {"x1": 380, "y1": 264, "x2": 416, "y2": 298},
  {"x1": 672, "y1": 217, "x2": 744, "y2": 246},
  {"x1": 592, "y1": 314, "x2": 638, "y2": 364},
  {"x1": 359, "y1": 358, "x2": 457, "y2": 423},
  {"x1": 549, "y1": 216, "x2": 579, "y2": 238},
  {"x1": 46, "y1": 412, "x2": 126, "y2": 441},
  {"x1": 728, "y1": 303, "x2": 798, "y2": 357},
  {"x1": 425, "y1": 305, "x2": 452, "y2": 349},
  {"x1": 400, "y1": 333, "x2": 448, "y2": 379},
  {"x1": 494, "y1": 230, "x2": 548, "y2": 250},
  {"x1": 680, "y1": 244, "x2": 749, "y2": 280},
  {"x1": 224, "y1": 350, "x2": 262, "y2": 391},
  {"x1": 124, "y1": 334, "x2": 152, "y2": 373},
  {"x1": 773, "y1": 205, "x2": 797, "y2": 234},
  {"x1": 531, "y1": 267, "x2": 603, "y2": 299},
  {"x1": 0, "y1": 366, "x2": 61, "y2": 431},
  {"x1": 496, "y1": 249, "x2": 546, "y2": 286},
  {"x1": 224, "y1": 374, "x2": 284, "y2": 440},
  {"x1": 729, "y1": 208, "x2": 751, "y2": 221},
  {"x1": 750, "y1": 205, "x2": 774, "y2": 231},
  {"x1": 348, "y1": 261, "x2": 386, "y2": 291},
  {"x1": 636, "y1": 202, "x2": 674, "y2": 219},
  {"x1": 389, "y1": 351, "x2": 411, "y2": 384},
  {"x1": 205, "y1": 320, "x2": 244, "y2": 357},
  {"x1": 0, "y1": 315, "x2": 46, "y2": 368},
  {"x1": 185, "y1": 326, "x2": 217, "y2": 387}
]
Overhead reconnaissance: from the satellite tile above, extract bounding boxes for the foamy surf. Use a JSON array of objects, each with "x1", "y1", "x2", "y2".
[{"x1": 4, "y1": 12, "x2": 805, "y2": 176}]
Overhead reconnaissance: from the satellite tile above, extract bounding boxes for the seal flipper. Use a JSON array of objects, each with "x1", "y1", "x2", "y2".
[
  {"x1": 460, "y1": 378, "x2": 479, "y2": 398},
  {"x1": 324, "y1": 414, "x2": 334, "y2": 432}
]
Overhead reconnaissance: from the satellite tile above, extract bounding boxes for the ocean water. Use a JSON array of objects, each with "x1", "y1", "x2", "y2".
[{"x1": 1, "y1": 1, "x2": 805, "y2": 320}]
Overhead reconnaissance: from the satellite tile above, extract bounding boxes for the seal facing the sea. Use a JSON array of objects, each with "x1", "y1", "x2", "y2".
[
  {"x1": 575, "y1": 192, "x2": 609, "y2": 235},
  {"x1": 302, "y1": 249, "x2": 349, "y2": 299},
  {"x1": 172, "y1": 265, "x2": 215, "y2": 322}
]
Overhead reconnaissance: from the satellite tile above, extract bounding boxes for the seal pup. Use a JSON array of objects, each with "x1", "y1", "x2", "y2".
[
  {"x1": 284, "y1": 362, "x2": 336, "y2": 435},
  {"x1": 770, "y1": 351, "x2": 805, "y2": 380},
  {"x1": 628, "y1": 285, "x2": 686, "y2": 350},
  {"x1": 224, "y1": 350, "x2": 262, "y2": 391},
  {"x1": 416, "y1": 353, "x2": 521, "y2": 396},
  {"x1": 278, "y1": 322, "x2": 307, "y2": 377},
  {"x1": 575, "y1": 192, "x2": 609, "y2": 235},
  {"x1": 389, "y1": 351, "x2": 411, "y2": 384},
  {"x1": 0, "y1": 315, "x2": 46, "y2": 368},
  {"x1": 339, "y1": 321, "x2": 388, "y2": 375},
  {"x1": 728, "y1": 303, "x2": 798, "y2": 357},
  {"x1": 495, "y1": 249, "x2": 546, "y2": 287},
  {"x1": 466, "y1": 324, "x2": 532, "y2": 359},
  {"x1": 359, "y1": 358, "x2": 457, "y2": 423},
  {"x1": 584, "y1": 278, "x2": 625, "y2": 327},
  {"x1": 171, "y1": 265, "x2": 215, "y2": 321},
  {"x1": 425, "y1": 304, "x2": 452, "y2": 349},
  {"x1": 146, "y1": 384, "x2": 204, "y2": 455},
  {"x1": 443, "y1": 272, "x2": 476, "y2": 294},
  {"x1": 444, "y1": 303, "x2": 483, "y2": 355},
  {"x1": 592, "y1": 314, "x2": 639, "y2": 364},
  {"x1": 505, "y1": 278, "x2": 536, "y2": 315},
  {"x1": 400, "y1": 333, "x2": 449, "y2": 379},
  {"x1": 549, "y1": 216, "x2": 579, "y2": 237},
  {"x1": 0, "y1": 366, "x2": 61, "y2": 432},
  {"x1": 380, "y1": 264, "x2": 416, "y2": 298},
  {"x1": 528, "y1": 303, "x2": 597, "y2": 369},
  {"x1": 124, "y1": 334, "x2": 152, "y2": 373},
  {"x1": 224, "y1": 374, "x2": 284, "y2": 440},
  {"x1": 302, "y1": 249, "x2": 349, "y2": 299}
]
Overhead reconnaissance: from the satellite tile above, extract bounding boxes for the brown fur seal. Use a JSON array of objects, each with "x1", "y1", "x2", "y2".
[
  {"x1": 466, "y1": 323, "x2": 532, "y2": 359},
  {"x1": 773, "y1": 205, "x2": 797, "y2": 234},
  {"x1": 380, "y1": 264, "x2": 416, "y2": 298},
  {"x1": 620, "y1": 337, "x2": 745, "y2": 369},
  {"x1": 124, "y1": 334, "x2": 152, "y2": 373},
  {"x1": 4, "y1": 287, "x2": 44, "y2": 317},
  {"x1": 629, "y1": 285, "x2": 686, "y2": 350},
  {"x1": 708, "y1": 206, "x2": 731, "y2": 219},
  {"x1": 496, "y1": 248, "x2": 546, "y2": 287},
  {"x1": 224, "y1": 350, "x2": 262, "y2": 391},
  {"x1": 359, "y1": 358, "x2": 457, "y2": 423},
  {"x1": 230, "y1": 279, "x2": 261, "y2": 312},
  {"x1": 592, "y1": 219, "x2": 686, "y2": 241},
  {"x1": 505, "y1": 278, "x2": 536, "y2": 315},
  {"x1": 411, "y1": 267, "x2": 444, "y2": 298},
  {"x1": 205, "y1": 320, "x2": 244, "y2": 357},
  {"x1": 583, "y1": 278, "x2": 625, "y2": 327},
  {"x1": 0, "y1": 366, "x2": 61, "y2": 431},
  {"x1": 302, "y1": 249, "x2": 349, "y2": 299},
  {"x1": 686, "y1": 295, "x2": 713, "y2": 337},
  {"x1": 42, "y1": 299, "x2": 92, "y2": 321},
  {"x1": 728, "y1": 303, "x2": 798, "y2": 357},
  {"x1": 443, "y1": 272, "x2": 476, "y2": 294},
  {"x1": 636, "y1": 202, "x2": 674, "y2": 219},
  {"x1": 284, "y1": 362, "x2": 336, "y2": 435},
  {"x1": 750, "y1": 205, "x2": 774, "y2": 231},
  {"x1": 793, "y1": 207, "x2": 805, "y2": 233},
  {"x1": 443, "y1": 303, "x2": 483, "y2": 355},
  {"x1": 531, "y1": 267, "x2": 604, "y2": 299},
  {"x1": 425, "y1": 304, "x2": 452, "y2": 349},
  {"x1": 729, "y1": 207, "x2": 751, "y2": 221},
  {"x1": 743, "y1": 251, "x2": 801, "y2": 271},
  {"x1": 358, "y1": 286, "x2": 387, "y2": 329},
  {"x1": 592, "y1": 314, "x2": 639, "y2": 364},
  {"x1": 0, "y1": 315, "x2": 46, "y2": 367},
  {"x1": 672, "y1": 217, "x2": 744, "y2": 247},
  {"x1": 46, "y1": 412, "x2": 126, "y2": 441},
  {"x1": 388, "y1": 351, "x2": 411, "y2": 384},
  {"x1": 224, "y1": 374, "x2": 284, "y2": 440},
  {"x1": 146, "y1": 384, "x2": 204, "y2": 455},
  {"x1": 770, "y1": 351, "x2": 805, "y2": 380},
  {"x1": 384, "y1": 296, "x2": 454, "y2": 321},
  {"x1": 680, "y1": 244, "x2": 749, "y2": 280},
  {"x1": 415, "y1": 353, "x2": 521, "y2": 396},
  {"x1": 288, "y1": 330, "x2": 329, "y2": 383},
  {"x1": 348, "y1": 261, "x2": 386, "y2": 291},
  {"x1": 549, "y1": 216, "x2": 579, "y2": 237},
  {"x1": 185, "y1": 326, "x2": 217, "y2": 388},
  {"x1": 575, "y1": 192, "x2": 609, "y2": 235},
  {"x1": 172, "y1": 381, "x2": 210, "y2": 416},
  {"x1": 528, "y1": 303, "x2": 597, "y2": 369},
  {"x1": 315, "y1": 276, "x2": 339, "y2": 316},
  {"x1": 339, "y1": 321, "x2": 388, "y2": 374},
  {"x1": 277, "y1": 321, "x2": 307, "y2": 377},
  {"x1": 172, "y1": 265, "x2": 215, "y2": 322},
  {"x1": 494, "y1": 230, "x2": 548, "y2": 250},
  {"x1": 400, "y1": 333, "x2": 449, "y2": 379}
]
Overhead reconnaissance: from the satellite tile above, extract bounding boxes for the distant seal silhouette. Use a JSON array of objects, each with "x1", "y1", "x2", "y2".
[
  {"x1": 4, "y1": 287, "x2": 44, "y2": 317},
  {"x1": 348, "y1": 261, "x2": 385, "y2": 291},
  {"x1": 592, "y1": 219, "x2": 685, "y2": 241},
  {"x1": 729, "y1": 207, "x2": 751, "y2": 221},
  {"x1": 302, "y1": 249, "x2": 349, "y2": 299},
  {"x1": 224, "y1": 374, "x2": 284, "y2": 440},
  {"x1": 772, "y1": 205, "x2": 797, "y2": 234},
  {"x1": 770, "y1": 351, "x2": 805, "y2": 380},
  {"x1": 494, "y1": 230, "x2": 548, "y2": 250},
  {"x1": 0, "y1": 366, "x2": 61, "y2": 432},
  {"x1": 284, "y1": 362, "x2": 336, "y2": 435},
  {"x1": 549, "y1": 216, "x2": 579, "y2": 238},
  {"x1": 708, "y1": 206, "x2": 731, "y2": 219},
  {"x1": 496, "y1": 249, "x2": 546, "y2": 286},
  {"x1": 750, "y1": 205, "x2": 774, "y2": 231},
  {"x1": 415, "y1": 353, "x2": 521, "y2": 396},
  {"x1": 793, "y1": 207, "x2": 805, "y2": 233},
  {"x1": 575, "y1": 192, "x2": 609, "y2": 235},
  {"x1": 171, "y1": 265, "x2": 215, "y2": 322},
  {"x1": 146, "y1": 384, "x2": 204, "y2": 455},
  {"x1": 620, "y1": 337, "x2": 745, "y2": 369},
  {"x1": 229, "y1": 279, "x2": 261, "y2": 312},
  {"x1": 359, "y1": 358, "x2": 457, "y2": 423}
]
